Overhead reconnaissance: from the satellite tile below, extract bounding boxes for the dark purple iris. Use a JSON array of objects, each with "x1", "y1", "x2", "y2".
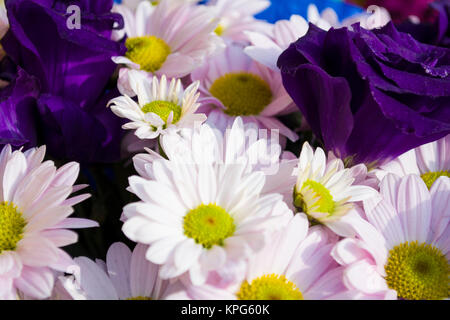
[
  {"x1": 278, "y1": 22, "x2": 450, "y2": 166},
  {"x1": 1, "y1": 0, "x2": 126, "y2": 163}
]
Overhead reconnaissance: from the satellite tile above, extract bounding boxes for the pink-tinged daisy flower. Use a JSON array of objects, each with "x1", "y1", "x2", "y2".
[
  {"x1": 166, "y1": 214, "x2": 365, "y2": 300},
  {"x1": 375, "y1": 135, "x2": 450, "y2": 190},
  {"x1": 207, "y1": 0, "x2": 272, "y2": 42},
  {"x1": 0, "y1": 145, "x2": 97, "y2": 300},
  {"x1": 191, "y1": 44, "x2": 299, "y2": 142},
  {"x1": 244, "y1": 14, "x2": 309, "y2": 71},
  {"x1": 56, "y1": 242, "x2": 178, "y2": 300},
  {"x1": 122, "y1": 119, "x2": 293, "y2": 286},
  {"x1": 293, "y1": 142, "x2": 378, "y2": 237},
  {"x1": 112, "y1": 0, "x2": 224, "y2": 79},
  {"x1": 108, "y1": 70, "x2": 206, "y2": 140},
  {"x1": 332, "y1": 174, "x2": 449, "y2": 300},
  {"x1": 245, "y1": 5, "x2": 390, "y2": 71}
]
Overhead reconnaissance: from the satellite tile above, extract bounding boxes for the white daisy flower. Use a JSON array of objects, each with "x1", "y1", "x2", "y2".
[
  {"x1": 0, "y1": 145, "x2": 97, "y2": 300},
  {"x1": 332, "y1": 174, "x2": 449, "y2": 300},
  {"x1": 244, "y1": 4, "x2": 390, "y2": 72},
  {"x1": 307, "y1": 4, "x2": 390, "y2": 31},
  {"x1": 121, "y1": 119, "x2": 293, "y2": 286},
  {"x1": 56, "y1": 242, "x2": 178, "y2": 300},
  {"x1": 207, "y1": 0, "x2": 272, "y2": 42},
  {"x1": 375, "y1": 135, "x2": 450, "y2": 190},
  {"x1": 112, "y1": 0, "x2": 224, "y2": 78},
  {"x1": 293, "y1": 142, "x2": 378, "y2": 236},
  {"x1": 192, "y1": 44, "x2": 299, "y2": 142},
  {"x1": 244, "y1": 14, "x2": 309, "y2": 71},
  {"x1": 108, "y1": 70, "x2": 207, "y2": 140},
  {"x1": 133, "y1": 117, "x2": 296, "y2": 192},
  {"x1": 167, "y1": 214, "x2": 368, "y2": 300}
]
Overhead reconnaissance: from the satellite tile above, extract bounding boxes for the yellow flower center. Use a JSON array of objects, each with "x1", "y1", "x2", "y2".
[
  {"x1": 214, "y1": 24, "x2": 225, "y2": 36},
  {"x1": 209, "y1": 72, "x2": 273, "y2": 116},
  {"x1": 125, "y1": 36, "x2": 171, "y2": 73},
  {"x1": 0, "y1": 202, "x2": 26, "y2": 254},
  {"x1": 126, "y1": 296, "x2": 152, "y2": 300},
  {"x1": 141, "y1": 100, "x2": 182, "y2": 125},
  {"x1": 385, "y1": 241, "x2": 449, "y2": 300},
  {"x1": 183, "y1": 204, "x2": 235, "y2": 249},
  {"x1": 421, "y1": 171, "x2": 450, "y2": 189},
  {"x1": 294, "y1": 180, "x2": 335, "y2": 216},
  {"x1": 237, "y1": 274, "x2": 304, "y2": 300}
]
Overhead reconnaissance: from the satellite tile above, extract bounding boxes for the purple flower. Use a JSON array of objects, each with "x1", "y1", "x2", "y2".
[
  {"x1": 2, "y1": 0, "x2": 126, "y2": 163},
  {"x1": 398, "y1": 0, "x2": 449, "y2": 48},
  {"x1": 278, "y1": 22, "x2": 450, "y2": 166},
  {"x1": 0, "y1": 68, "x2": 39, "y2": 150}
]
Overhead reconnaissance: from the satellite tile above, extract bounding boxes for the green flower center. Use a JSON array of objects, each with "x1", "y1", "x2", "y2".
[
  {"x1": 0, "y1": 202, "x2": 26, "y2": 254},
  {"x1": 385, "y1": 241, "x2": 449, "y2": 300},
  {"x1": 294, "y1": 180, "x2": 335, "y2": 216},
  {"x1": 421, "y1": 171, "x2": 450, "y2": 189},
  {"x1": 141, "y1": 100, "x2": 182, "y2": 125},
  {"x1": 125, "y1": 36, "x2": 171, "y2": 73},
  {"x1": 209, "y1": 72, "x2": 273, "y2": 116},
  {"x1": 183, "y1": 204, "x2": 235, "y2": 249},
  {"x1": 237, "y1": 274, "x2": 304, "y2": 300}
]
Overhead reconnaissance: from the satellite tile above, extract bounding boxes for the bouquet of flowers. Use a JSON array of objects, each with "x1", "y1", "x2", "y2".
[{"x1": 0, "y1": 0, "x2": 448, "y2": 301}]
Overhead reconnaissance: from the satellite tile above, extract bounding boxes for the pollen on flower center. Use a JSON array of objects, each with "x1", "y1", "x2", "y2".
[
  {"x1": 0, "y1": 201, "x2": 26, "y2": 253},
  {"x1": 237, "y1": 274, "x2": 304, "y2": 300},
  {"x1": 209, "y1": 72, "x2": 273, "y2": 116},
  {"x1": 214, "y1": 24, "x2": 225, "y2": 36},
  {"x1": 126, "y1": 296, "x2": 152, "y2": 300},
  {"x1": 141, "y1": 100, "x2": 182, "y2": 124},
  {"x1": 421, "y1": 170, "x2": 450, "y2": 189},
  {"x1": 385, "y1": 241, "x2": 449, "y2": 300},
  {"x1": 294, "y1": 180, "x2": 335, "y2": 215},
  {"x1": 125, "y1": 36, "x2": 171, "y2": 73},
  {"x1": 183, "y1": 204, "x2": 236, "y2": 249}
]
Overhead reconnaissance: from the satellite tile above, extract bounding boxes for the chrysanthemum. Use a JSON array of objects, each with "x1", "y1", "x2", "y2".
[
  {"x1": 244, "y1": 14, "x2": 309, "y2": 70},
  {"x1": 306, "y1": 4, "x2": 390, "y2": 30},
  {"x1": 56, "y1": 242, "x2": 177, "y2": 300},
  {"x1": 108, "y1": 70, "x2": 206, "y2": 140},
  {"x1": 166, "y1": 214, "x2": 366, "y2": 300},
  {"x1": 207, "y1": 0, "x2": 272, "y2": 42},
  {"x1": 192, "y1": 44, "x2": 298, "y2": 142},
  {"x1": 245, "y1": 4, "x2": 390, "y2": 71},
  {"x1": 293, "y1": 142, "x2": 377, "y2": 236},
  {"x1": 332, "y1": 174, "x2": 449, "y2": 300},
  {"x1": 376, "y1": 135, "x2": 450, "y2": 190},
  {"x1": 133, "y1": 117, "x2": 296, "y2": 198},
  {"x1": 0, "y1": 145, "x2": 97, "y2": 300},
  {"x1": 122, "y1": 120, "x2": 293, "y2": 286},
  {"x1": 112, "y1": 0, "x2": 224, "y2": 78}
]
